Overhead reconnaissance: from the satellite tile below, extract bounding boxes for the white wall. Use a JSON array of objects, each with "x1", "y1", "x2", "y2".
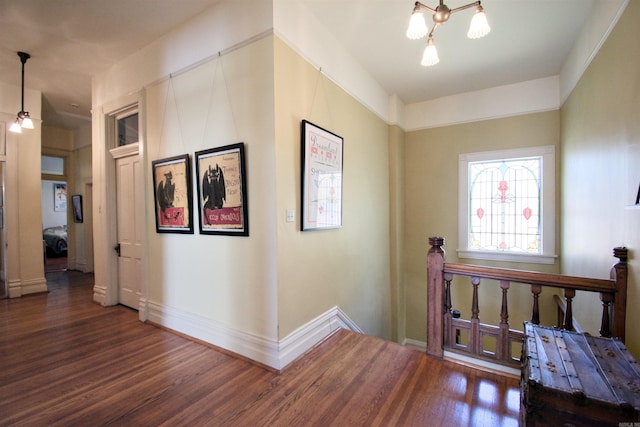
[
  {"x1": 0, "y1": 81, "x2": 46, "y2": 296},
  {"x1": 92, "y1": 0, "x2": 280, "y2": 366}
]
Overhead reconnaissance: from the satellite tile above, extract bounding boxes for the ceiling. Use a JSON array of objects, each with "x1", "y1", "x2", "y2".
[{"x1": 0, "y1": 0, "x2": 598, "y2": 131}]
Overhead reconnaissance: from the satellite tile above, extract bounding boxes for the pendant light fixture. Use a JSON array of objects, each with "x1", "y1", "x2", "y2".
[
  {"x1": 406, "y1": 1, "x2": 490, "y2": 66},
  {"x1": 9, "y1": 51, "x2": 34, "y2": 134}
]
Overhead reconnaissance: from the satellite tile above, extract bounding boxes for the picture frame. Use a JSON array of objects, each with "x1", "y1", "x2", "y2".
[
  {"x1": 152, "y1": 154, "x2": 194, "y2": 234},
  {"x1": 301, "y1": 120, "x2": 343, "y2": 231},
  {"x1": 54, "y1": 182, "x2": 67, "y2": 212},
  {"x1": 195, "y1": 143, "x2": 249, "y2": 236},
  {"x1": 71, "y1": 195, "x2": 83, "y2": 223}
]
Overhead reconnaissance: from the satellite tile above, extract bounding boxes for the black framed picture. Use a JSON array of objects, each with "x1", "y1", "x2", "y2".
[
  {"x1": 71, "y1": 195, "x2": 83, "y2": 223},
  {"x1": 301, "y1": 120, "x2": 343, "y2": 231},
  {"x1": 152, "y1": 154, "x2": 194, "y2": 234},
  {"x1": 195, "y1": 143, "x2": 249, "y2": 236}
]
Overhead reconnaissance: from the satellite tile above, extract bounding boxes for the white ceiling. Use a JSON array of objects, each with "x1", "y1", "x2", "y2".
[{"x1": 0, "y1": 0, "x2": 599, "y2": 130}]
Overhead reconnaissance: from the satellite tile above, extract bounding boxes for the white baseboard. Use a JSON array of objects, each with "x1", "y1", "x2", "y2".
[
  {"x1": 8, "y1": 277, "x2": 47, "y2": 297},
  {"x1": 92, "y1": 285, "x2": 107, "y2": 305},
  {"x1": 402, "y1": 338, "x2": 426, "y2": 351},
  {"x1": 401, "y1": 339, "x2": 519, "y2": 378},
  {"x1": 278, "y1": 306, "x2": 363, "y2": 369},
  {"x1": 146, "y1": 301, "x2": 361, "y2": 371},
  {"x1": 444, "y1": 350, "x2": 520, "y2": 378}
]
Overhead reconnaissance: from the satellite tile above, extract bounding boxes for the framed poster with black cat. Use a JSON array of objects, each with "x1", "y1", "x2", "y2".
[
  {"x1": 195, "y1": 143, "x2": 249, "y2": 236},
  {"x1": 151, "y1": 154, "x2": 193, "y2": 234}
]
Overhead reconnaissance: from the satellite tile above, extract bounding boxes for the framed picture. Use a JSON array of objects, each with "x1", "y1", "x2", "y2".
[
  {"x1": 152, "y1": 154, "x2": 194, "y2": 234},
  {"x1": 71, "y1": 195, "x2": 83, "y2": 223},
  {"x1": 54, "y1": 182, "x2": 67, "y2": 212},
  {"x1": 195, "y1": 143, "x2": 249, "y2": 236},
  {"x1": 301, "y1": 120, "x2": 343, "y2": 231}
]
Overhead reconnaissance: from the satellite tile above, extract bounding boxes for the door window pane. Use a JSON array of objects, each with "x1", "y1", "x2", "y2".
[
  {"x1": 41, "y1": 156, "x2": 64, "y2": 175},
  {"x1": 117, "y1": 113, "x2": 138, "y2": 146}
]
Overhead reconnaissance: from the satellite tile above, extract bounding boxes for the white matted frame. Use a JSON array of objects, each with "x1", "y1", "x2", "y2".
[{"x1": 301, "y1": 120, "x2": 343, "y2": 231}]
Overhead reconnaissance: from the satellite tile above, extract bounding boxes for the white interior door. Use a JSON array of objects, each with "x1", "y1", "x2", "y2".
[{"x1": 115, "y1": 153, "x2": 143, "y2": 309}]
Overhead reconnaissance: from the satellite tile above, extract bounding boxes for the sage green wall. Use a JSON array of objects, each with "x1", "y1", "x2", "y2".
[
  {"x1": 274, "y1": 37, "x2": 393, "y2": 340},
  {"x1": 404, "y1": 111, "x2": 561, "y2": 342},
  {"x1": 561, "y1": 0, "x2": 640, "y2": 356},
  {"x1": 389, "y1": 124, "x2": 406, "y2": 343}
]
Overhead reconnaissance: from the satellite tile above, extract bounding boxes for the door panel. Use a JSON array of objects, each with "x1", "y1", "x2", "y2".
[{"x1": 116, "y1": 154, "x2": 143, "y2": 309}]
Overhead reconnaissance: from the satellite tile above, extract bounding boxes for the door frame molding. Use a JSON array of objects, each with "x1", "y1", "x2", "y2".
[{"x1": 95, "y1": 91, "x2": 148, "y2": 321}]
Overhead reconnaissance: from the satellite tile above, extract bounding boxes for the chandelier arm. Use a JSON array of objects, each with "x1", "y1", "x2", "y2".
[
  {"x1": 428, "y1": 22, "x2": 441, "y2": 38},
  {"x1": 414, "y1": 1, "x2": 436, "y2": 15},
  {"x1": 449, "y1": 1, "x2": 481, "y2": 15}
]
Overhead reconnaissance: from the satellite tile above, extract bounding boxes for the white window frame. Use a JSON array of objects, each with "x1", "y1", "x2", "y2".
[{"x1": 458, "y1": 145, "x2": 557, "y2": 264}]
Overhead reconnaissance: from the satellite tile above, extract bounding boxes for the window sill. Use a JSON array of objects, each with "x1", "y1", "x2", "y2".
[{"x1": 456, "y1": 249, "x2": 558, "y2": 265}]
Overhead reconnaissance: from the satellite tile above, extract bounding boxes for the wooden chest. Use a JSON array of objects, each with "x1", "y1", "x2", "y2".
[{"x1": 521, "y1": 323, "x2": 640, "y2": 426}]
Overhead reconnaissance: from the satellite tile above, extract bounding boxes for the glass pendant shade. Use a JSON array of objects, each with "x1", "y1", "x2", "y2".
[
  {"x1": 467, "y1": 6, "x2": 490, "y2": 39},
  {"x1": 406, "y1": 12, "x2": 428, "y2": 40},
  {"x1": 9, "y1": 119, "x2": 22, "y2": 134},
  {"x1": 421, "y1": 37, "x2": 440, "y2": 66},
  {"x1": 20, "y1": 113, "x2": 34, "y2": 129}
]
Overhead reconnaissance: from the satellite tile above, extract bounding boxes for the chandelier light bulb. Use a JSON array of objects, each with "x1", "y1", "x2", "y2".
[
  {"x1": 467, "y1": 6, "x2": 491, "y2": 39},
  {"x1": 406, "y1": 11, "x2": 428, "y2": 40},
  {"x1": 421, "y1": 37, "x2": 440, "y2": 66}
]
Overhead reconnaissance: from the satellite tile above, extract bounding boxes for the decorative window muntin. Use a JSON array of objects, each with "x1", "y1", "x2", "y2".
[{"x1": 469, "y1": 157, "x2": 541, "y2": 253}]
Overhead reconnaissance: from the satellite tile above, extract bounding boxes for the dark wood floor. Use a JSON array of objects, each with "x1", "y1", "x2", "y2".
[{"x1": 0, "y1": 271, "x2": 520, "y2": 426}]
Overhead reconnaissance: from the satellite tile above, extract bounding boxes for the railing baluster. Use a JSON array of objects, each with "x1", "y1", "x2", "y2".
[
  {"x1": 443, "y1": 273, "x2": 453, "y2": 347},
  {"x1": 499, "y1": 280, "x2": 510, "y2": 361},
  {"x1": 563, "y1": 288, "x2": 575, "y2": 331},
  {"x1": 470, "y1": 277, "x2": 480, "y2": 355},
  {"x1": 600, "y1": 292, "x2": 613, "y2": 337},
  {"x1": 531, "y1": 284, "x2": 541, "y2": 325}
]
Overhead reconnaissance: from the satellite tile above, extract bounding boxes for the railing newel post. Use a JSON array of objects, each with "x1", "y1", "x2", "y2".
[
  {"x1": 427, "y1": 237, "x2": 446, "y2": 359},
  {"x1": 611, "y1": 247, "x2": 628, "y2": 342}
]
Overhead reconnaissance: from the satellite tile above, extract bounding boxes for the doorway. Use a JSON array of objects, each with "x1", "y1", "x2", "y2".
[
  {"x1": 41, "y1": 156, "x2": 68, "y2": 273},
  {"x1": 107, "y1": 106, "x2": 143, "y2": 311}
]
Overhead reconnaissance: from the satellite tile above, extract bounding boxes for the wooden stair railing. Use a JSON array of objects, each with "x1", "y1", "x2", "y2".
[{"x1": 427, "y1": 236, "x2": 628, "y2": 369}]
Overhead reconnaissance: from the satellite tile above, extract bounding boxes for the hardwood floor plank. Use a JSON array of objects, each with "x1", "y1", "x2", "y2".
[{"x1": 0, "y1": 272, "x2": 520, "y2": 426}]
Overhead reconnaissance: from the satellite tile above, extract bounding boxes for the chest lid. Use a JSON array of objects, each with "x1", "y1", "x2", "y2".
[{"x1": 524, "y1": 322, "x2": 640, "y2": 409}]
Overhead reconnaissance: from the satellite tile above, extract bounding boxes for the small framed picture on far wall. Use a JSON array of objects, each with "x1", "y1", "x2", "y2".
[{"x1": 71, "y1": 195, "x2": 83, "y2": 223}]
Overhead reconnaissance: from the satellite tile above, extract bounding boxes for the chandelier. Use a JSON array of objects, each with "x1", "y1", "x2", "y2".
[
  {"x1": 9, "y1": 51, "x2": 34, "y2": 134},
  {"x1": 406, "y1": 1, "x2": 490, "y2": 66}
]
